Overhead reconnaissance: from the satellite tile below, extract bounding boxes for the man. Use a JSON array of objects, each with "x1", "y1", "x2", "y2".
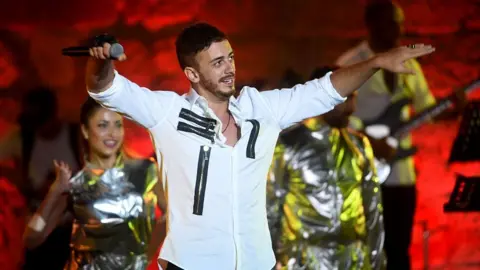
[
  {"x1": 267, "y1": 66, "x2": 385, "y2": 270},
  {"x1": 335, "y1": 2, "x2": 457, "y2": 269},
  {"x1": 86, "y1": 22, "x2": 434, "y2": 270},
  {"x1": 0, "y1": 87, "x2": 82, "y2": 269}
]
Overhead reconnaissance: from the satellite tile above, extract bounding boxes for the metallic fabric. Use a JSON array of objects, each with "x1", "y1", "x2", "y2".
[
  {"x1": 267, "y1": 119, "x2": 386, "y2": 270},
  {"x1": 65, "y1": 155, "x2": 158, "y2": 270}
]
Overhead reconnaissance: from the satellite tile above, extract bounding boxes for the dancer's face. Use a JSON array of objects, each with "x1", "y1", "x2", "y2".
[
  {"x1": 81, "y1": 107, "x2": 124, "y2": 159},
  {"x1": 185, "y1": 40, "x2": 236, "y2": 101}
]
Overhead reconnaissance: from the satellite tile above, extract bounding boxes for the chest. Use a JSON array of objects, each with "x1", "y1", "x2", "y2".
[
  {"x1": 70, "y1": 169, "x2": 147, "y2": 222},
  {"x1": 162, "y1": 106, "x2": 279, "y2": 158}
]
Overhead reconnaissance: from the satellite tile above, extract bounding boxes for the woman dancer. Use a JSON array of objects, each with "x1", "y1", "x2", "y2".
[{"x1": 23, "y1": 97, "x2": 166, "y2": 269}]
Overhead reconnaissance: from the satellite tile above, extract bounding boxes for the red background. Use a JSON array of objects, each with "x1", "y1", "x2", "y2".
[{"x1": 0, "y1": 0, "x2": 479, "y2": 269}]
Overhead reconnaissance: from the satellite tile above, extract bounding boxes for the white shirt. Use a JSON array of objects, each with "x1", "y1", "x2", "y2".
[
  {"x1": 89, "y1": 70, "x2": 345, "y2": 270},
  {"x1": 336, "y1": 41, "x2": 435, "y2": 186}
]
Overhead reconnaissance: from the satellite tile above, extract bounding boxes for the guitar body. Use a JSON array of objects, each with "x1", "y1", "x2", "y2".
[
  {"x1": 362, "y1": 97, "x2": 411, "y2": 133},
  {"x1": 362, "y1": 78, "x2": 480, "y2": 184},
  {"x1": 362, "y1": 97, "x2": 417, "y2": 162}
]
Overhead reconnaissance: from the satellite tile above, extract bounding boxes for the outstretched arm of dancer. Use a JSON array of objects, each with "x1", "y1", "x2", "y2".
[{"x1": 23, "y1": 160, "x2": 71, "y2": 249}]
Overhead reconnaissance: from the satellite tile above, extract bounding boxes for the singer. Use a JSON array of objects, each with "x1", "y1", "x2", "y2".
[
  {"x1": 85, "y1": 22, "x2": 435, "y2": 270},
  {"x1": 23, "y1": 97, "x2": 167, "y2": 270}
]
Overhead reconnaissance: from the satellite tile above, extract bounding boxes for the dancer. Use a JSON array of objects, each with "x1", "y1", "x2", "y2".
[
  {"x1": 23, "y1": 97, "x2": 166, "y2": 270},
  {"x1": 86, "y1": 23, "x2": 434, "y2": 270},
  {"x1": 267, "y1": 67, "x2": 385, "y2": 270}
]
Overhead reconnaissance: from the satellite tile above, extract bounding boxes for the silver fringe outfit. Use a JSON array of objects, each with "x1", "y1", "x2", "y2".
[
  {"x1": 64, "y1": 156, "x2": 159, "y2": 270},
  {"x1": 267, "y1": 120, "x2": 386, "y2": 270}
]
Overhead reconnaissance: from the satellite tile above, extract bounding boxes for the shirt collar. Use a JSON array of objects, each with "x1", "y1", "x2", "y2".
[{"x1": 185, "y1": 88, "x2": 242, "y2": 116}]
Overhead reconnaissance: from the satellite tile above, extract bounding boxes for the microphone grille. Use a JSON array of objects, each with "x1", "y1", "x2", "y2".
[{"x1": 109, "y1": 43, "x2": 124, "y2": 59}]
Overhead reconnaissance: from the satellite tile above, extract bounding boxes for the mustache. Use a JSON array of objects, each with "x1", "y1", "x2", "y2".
[{"x1": 219, "y1": 73, "x2": 235, "y2": 81}]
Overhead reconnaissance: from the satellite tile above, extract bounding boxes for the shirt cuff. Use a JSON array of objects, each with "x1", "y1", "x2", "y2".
[
  {"x1": 87, "y1": 70, "x2": 123, "y2": 100},
  {"x1": 320, "y1": 71, "x2": 347, "y2": 104}
]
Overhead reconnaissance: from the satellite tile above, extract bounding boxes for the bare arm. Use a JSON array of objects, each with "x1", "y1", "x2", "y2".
[
  {"x1": 331, "y1": 44, "x2": 435, "y2": 97},
  {"x1": 86, "y1": 43, "x2": 126, "y2": 93},
  {"x1": 23, "y1": 161, "x2": 72, "y2": 249},
  {"x1": 23, "y1": 189, "x2": 69, "y2": 249}
]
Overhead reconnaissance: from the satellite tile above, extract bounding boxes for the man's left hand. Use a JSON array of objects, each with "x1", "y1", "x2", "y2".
[{"x1": 374, "y1": 44, "x2": 435, "y2": 74}]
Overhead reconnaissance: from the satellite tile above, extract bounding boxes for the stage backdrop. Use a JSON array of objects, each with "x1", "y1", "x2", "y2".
[{"x1": 0, "y1": 0, "x2": 479, "y2": 269}]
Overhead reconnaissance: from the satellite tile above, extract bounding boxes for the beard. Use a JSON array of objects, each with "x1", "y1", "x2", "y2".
[{"x1": 201, "y1": 75, "x2": 236, "y2": 101}]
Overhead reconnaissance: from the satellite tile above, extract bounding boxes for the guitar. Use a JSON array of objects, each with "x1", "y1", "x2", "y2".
[{"x1": 363, "y1": 78, "x2": 480, "y2": 183}]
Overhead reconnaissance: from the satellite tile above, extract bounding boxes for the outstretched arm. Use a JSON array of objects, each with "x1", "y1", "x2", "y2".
[
  {"x1": 86, "y1": 41, "x2": 177, "y2": 129},
  {"x1": 260, "y1": 44, "x2": 435, "y2": 129},
  {"x1": 331, "y1": 44, "x2": 435, "y2": 97}
]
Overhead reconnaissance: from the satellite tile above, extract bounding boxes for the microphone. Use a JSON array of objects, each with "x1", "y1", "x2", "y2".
[{"x1": 62, "y1": 43, "x2": 124, "y2": 59}]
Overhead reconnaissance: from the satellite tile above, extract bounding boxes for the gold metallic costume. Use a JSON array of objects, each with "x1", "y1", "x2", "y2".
[
  {"x1": 65, "y1": 155, "x2": 158, "y2": 270},
  {"x1": 267, "y1": 120, "x2": 385, "y2": 270}
]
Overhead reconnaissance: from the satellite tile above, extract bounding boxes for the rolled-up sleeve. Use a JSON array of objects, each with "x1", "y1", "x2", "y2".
[
  {"x1": 259, "y1": 72, "x2": 346, "y2": 129},
  {"x1": 88, "y1": 70, "x2": 177, "y2": 129}
]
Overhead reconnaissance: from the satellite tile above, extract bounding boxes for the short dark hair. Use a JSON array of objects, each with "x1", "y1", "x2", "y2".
[
  {"x1": 175, "y1": 22, "x2": 227, "y2": 70},
  {"x1": 364, "y1": 0, "x2": 397, "y2": 26}
]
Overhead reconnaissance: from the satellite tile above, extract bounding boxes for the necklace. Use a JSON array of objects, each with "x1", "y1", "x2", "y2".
[{"x1": 222, "y1": 114, "x2": 231, "y2": 133}]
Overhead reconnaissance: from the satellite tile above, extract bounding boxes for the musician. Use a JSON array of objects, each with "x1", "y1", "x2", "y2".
[
  {"x1": 267, "y1": 67, "x2": 386, "y2": 270},
  {"x1": 336, "y1": 2, "x2": 465, "y2": 269}
]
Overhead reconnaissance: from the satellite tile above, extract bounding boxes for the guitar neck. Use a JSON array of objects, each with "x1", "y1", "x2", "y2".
[
  {"x1": 393, "y1": 79, "x2": 480, "y2": 138},
  {"x1": 393, "y1": 98, "x2": 453, "y2": 138}
]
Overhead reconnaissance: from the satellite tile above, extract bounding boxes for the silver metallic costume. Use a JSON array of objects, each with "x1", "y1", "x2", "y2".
[
  {"x1": 64, "y1": 155, "x2": 159, "y2": 270},
  {"x1": 267, "y1": 119, "x2": 386, "y2": 270}
]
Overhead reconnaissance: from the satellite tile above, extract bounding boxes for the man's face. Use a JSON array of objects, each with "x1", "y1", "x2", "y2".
[
  {"x1": 323, "y1": 91, "x2": 358, "y2": 128},
  {"x1": 192, "y1": 40, "x2": 236, "y2": 100}
]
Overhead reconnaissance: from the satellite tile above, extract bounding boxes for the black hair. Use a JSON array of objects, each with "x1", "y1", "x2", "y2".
[
  {"x1": 79, "y1": 97, "x2": 103, "y2": 159},
  {"x1": 309, "y1": 66, "x2": 338, "y2": 80},
  {"x1": 80, "y1": 97, "x2": 103, "y2": 127},
  {"x1": 175, "y1": 22, "x2": 227, "y2": 70},
  {"x1": 364, "y1": 0, "x2": 397, "y2": 26}
]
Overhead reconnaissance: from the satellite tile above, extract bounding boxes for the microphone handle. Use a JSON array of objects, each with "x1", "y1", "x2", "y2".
[{"x1": 61, "y1": 43, "x2": 124, "y2": 59}]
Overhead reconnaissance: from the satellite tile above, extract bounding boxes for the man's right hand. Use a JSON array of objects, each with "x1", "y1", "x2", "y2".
[{"x1": 89, "y1": 42, "x2": 127, "y2": 61}]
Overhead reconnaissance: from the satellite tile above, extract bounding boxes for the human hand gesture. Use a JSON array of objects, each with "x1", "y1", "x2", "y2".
[
  {"x1": 89, "y1": 40, "x2": 127, "y2": 61},
  {"x1": 374, "y1": 44, "x2": 435, "y2": 74},
  {"x1": 50, "y1": 160, "x2": 72, "y2": 194}
]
